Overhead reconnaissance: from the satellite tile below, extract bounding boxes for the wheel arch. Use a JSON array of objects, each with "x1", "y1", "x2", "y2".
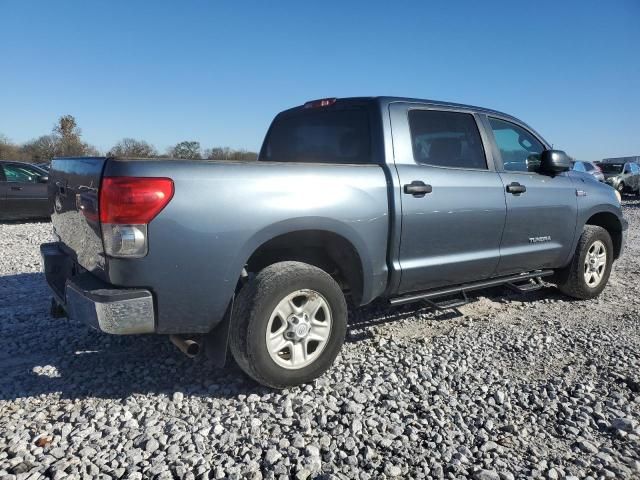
[
  {"x1": 244, "y1": 230, "x2": 365, "y2": 304},
  {"x1": 585, "y1": 211, "x2": 624, "y2": 259},
  {"x1": 231, "y1": 218, "x2": 377, "y2": 306}
]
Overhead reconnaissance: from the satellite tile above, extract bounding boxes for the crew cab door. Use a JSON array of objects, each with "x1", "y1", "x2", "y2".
[
  {"x1": 389, "y1": 103, "x2": 507, "y2": 294},
  {"x1": 481, "y1": 116, "x2": 578, "y2": 274}
]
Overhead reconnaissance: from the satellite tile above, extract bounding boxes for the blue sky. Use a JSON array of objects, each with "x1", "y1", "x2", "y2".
[{"x1": 0, "y1": 0, "x2": 638, "y2": 160}]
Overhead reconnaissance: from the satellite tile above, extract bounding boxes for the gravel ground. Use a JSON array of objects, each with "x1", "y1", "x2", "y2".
[{"x1": 1, "y1": 200, "x2": 639, "y2": 480}]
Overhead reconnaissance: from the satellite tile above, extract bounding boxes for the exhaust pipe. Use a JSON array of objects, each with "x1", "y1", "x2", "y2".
[{"x1": 170, "y1": 335, "x2": 200, "y2": 358}]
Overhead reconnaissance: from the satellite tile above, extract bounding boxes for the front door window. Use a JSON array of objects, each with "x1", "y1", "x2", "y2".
[
  {"x1": 488, "y1": 118, "x2": 544, "y2": 172},
  {"x1": 3, "y1": 164, "x2": 45, "y2": 183}
]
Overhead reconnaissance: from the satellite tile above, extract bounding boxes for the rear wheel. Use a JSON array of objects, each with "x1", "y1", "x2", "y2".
[
  {"x1": 229, "y1": 261, "x2": 347, "y2": 388},
  {"x1": 554, "y1": 225, "x2": 613, "y2": 299},
  {"x1": 616, "y1": 182, "x2": 626, "y2": 196}
]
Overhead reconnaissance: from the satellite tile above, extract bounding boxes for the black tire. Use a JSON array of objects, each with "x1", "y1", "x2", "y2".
[
  {"x1": 616, "y1": 182, "x2": 625, "y2": 196},
  {"x1": 229, "y1": 261, "x2": 347, "y2": 388},
  {"x1": 553, "y1": 225, "x2": 613, "y2": 300}
]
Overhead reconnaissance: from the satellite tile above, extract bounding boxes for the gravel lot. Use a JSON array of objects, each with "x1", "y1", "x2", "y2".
[{"x1": 1, "y1": 200, "x2": 639, "y2": 480}]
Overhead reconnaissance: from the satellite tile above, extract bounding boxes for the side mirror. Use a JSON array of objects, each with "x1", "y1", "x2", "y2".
[
  {"x1": 540, "y1": 150, "x2": 571, "y2": 174},
  {"x1": 39, "y1": 175, "x2": 49, "y2": 183}
]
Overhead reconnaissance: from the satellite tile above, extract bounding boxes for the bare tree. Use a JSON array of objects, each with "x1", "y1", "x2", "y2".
[
  {"x1": 109, "y1": 138, "x2": 158, "y2": 158},
  {"x1": 169, "y1": 141, "x2": 201, "y2": 159},
  {"x1": 205, "y1": 146, "x2": 257, "y2": 161},
  {"x1": 0, "y1": 134, "x2": 29, "y2": 161},
  {"x1": 21, "y1": 135, "x2": 60, "y2": 162},
  {"x1": 4, "y1": 119, "x2": 258, "y2": 164},
  {"x1": 205, "y1": 147, "x2": 227, "y2": 160},
  {"x1": 232, "y1": 149, "x2": 258, "y2": 161},
  {"x1": 83, "y1": 143, "x2": 100, "y2": 157}
]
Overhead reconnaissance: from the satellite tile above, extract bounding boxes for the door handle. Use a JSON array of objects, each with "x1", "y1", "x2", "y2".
[
  {"x1": 506, "y1": 182, "x2": 526, "y2": 195},
  {"x1": 10, "y1": 186, "x2": 23, "y2": 191},
  {"x1": 55, "y1": 181, "x2": 67, "y2": 196},
  {"x1": 404, "y1": 180, "x2": 432, "y2": 197}
]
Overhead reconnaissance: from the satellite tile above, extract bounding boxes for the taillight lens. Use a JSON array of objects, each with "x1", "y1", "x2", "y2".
[
  {"x1": 100, "y1": 177, "x2": 174, "y2": 224},
  {"x1": 100, "y1": 177, "x2": 174, "y2": 258}
]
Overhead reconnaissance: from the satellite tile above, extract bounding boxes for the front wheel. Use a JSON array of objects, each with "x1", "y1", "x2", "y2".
[
  {"x1": 229, "y1": 261, "x2": 347, "y2": 388},
  {"x1": 553, "y1": 225, "x2": 613, "y2": 299}
]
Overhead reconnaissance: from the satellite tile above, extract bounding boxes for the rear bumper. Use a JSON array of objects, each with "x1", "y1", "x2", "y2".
[{"x1": 40, "y1": 242, "x2": 155, "y2": 334}]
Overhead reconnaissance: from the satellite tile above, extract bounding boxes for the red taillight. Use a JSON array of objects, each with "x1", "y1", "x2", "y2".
[
  {"x1": 100, "y1": 177, "x2": 174, "y2": 224},
  {"x1": 304, "y1": 97, "x2": 337, "y2": 108}
]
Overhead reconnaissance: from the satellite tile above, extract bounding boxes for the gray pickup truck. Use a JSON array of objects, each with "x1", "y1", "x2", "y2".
[{"x1": 41, "y1": 97, "x2": 627, "y2": 388}]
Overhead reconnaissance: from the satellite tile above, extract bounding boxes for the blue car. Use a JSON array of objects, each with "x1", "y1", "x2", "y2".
[{"x1": 572, "y1": 160, "x2": 604, "y2": 182}]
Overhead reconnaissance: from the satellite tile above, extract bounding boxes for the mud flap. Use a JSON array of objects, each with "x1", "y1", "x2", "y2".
[
  {"x1": 203, "y1": 297, "x2": 234, "y2": 368},
  {"x1": 50, "y1": 298, "x2": 67, "y2": 318}
]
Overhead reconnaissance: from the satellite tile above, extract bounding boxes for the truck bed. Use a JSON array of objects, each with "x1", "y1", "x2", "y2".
[{"x1": 48, "y1": 157, "x2": 391, "y2": 333}]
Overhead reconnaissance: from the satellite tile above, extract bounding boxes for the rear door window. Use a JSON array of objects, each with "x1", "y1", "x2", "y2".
[
  {"x1": 408, "y1": 110, "x2": 487, "y2": 169},
  {"x1": 260, "y1": 108, "x2": 371, "y2": 164}
]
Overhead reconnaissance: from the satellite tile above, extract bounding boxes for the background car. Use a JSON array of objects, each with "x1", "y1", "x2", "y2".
[
  {"x1": 600, "y1": 160, "x2": 640, "y2": 195},
  {"x1": 35, "y1": 162, "x2": 51, "y2": 171},
  {"x1": 572, "y1": 160, "x2": 604, "y2": 182},
  {"x1": 0, "y1": 161, "x2": 50, "y2": 220},
  {"x1": 602, "y1": 155, "x2": 640, "y2": 164}
]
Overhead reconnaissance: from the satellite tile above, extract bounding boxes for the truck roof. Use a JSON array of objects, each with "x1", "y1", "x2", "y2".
[
  {"x1": 277, "y1": 96, "x2": 543, "y2": 145},
  {"x1": 282, "y1": 96, "x2": 526, "y2": 124},
  {"x1": 377, "y1": 96, "x2": 517, "y2": 117}
]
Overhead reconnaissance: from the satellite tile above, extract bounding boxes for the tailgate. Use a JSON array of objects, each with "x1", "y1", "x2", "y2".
[{"x1": 49, "y1": 157, "x2": 107, "y2": 278}]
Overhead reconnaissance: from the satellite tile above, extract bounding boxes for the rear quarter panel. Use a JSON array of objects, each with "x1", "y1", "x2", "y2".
[{"x1": 103, "y1": 159, "x2": 390, "y2": 334}]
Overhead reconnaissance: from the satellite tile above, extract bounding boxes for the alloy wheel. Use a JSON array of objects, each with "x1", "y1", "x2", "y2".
[
  {"x1": 265, "y1": 289, "x2": 332, "y2": 369},
  {"x1": 583, "y1": 240, "x2": 607, "y2": 287}
]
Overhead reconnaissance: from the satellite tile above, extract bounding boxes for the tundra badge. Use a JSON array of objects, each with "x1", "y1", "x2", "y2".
[{"x1": 529, "y1": 236, "x2": 551, "y2": 244}]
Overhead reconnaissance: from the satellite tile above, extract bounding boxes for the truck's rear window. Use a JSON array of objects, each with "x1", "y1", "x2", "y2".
[{"x1": 260, "y1": 108, "x2": 371, "y2": 164}]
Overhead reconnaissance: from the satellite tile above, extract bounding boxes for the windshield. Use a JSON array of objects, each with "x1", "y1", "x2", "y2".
[
  {"x1": 600, "y1": 164, "x2": 624, "y2": 174},
  {"x1": 260, "y1": 108, "x2": 371, "y2": 164}
]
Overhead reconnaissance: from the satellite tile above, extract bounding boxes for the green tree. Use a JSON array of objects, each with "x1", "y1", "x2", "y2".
[
  {"x1": 170, "y1": 141, "x2": 201, "y2": 159},
  {"x1": 53, "y1": 115, "x2": 86, "y2": 157}
]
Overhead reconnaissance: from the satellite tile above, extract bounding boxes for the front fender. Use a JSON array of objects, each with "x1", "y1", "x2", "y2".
[{"x1": 566, "y1": 175, "x2": 626, "y2": 264}]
